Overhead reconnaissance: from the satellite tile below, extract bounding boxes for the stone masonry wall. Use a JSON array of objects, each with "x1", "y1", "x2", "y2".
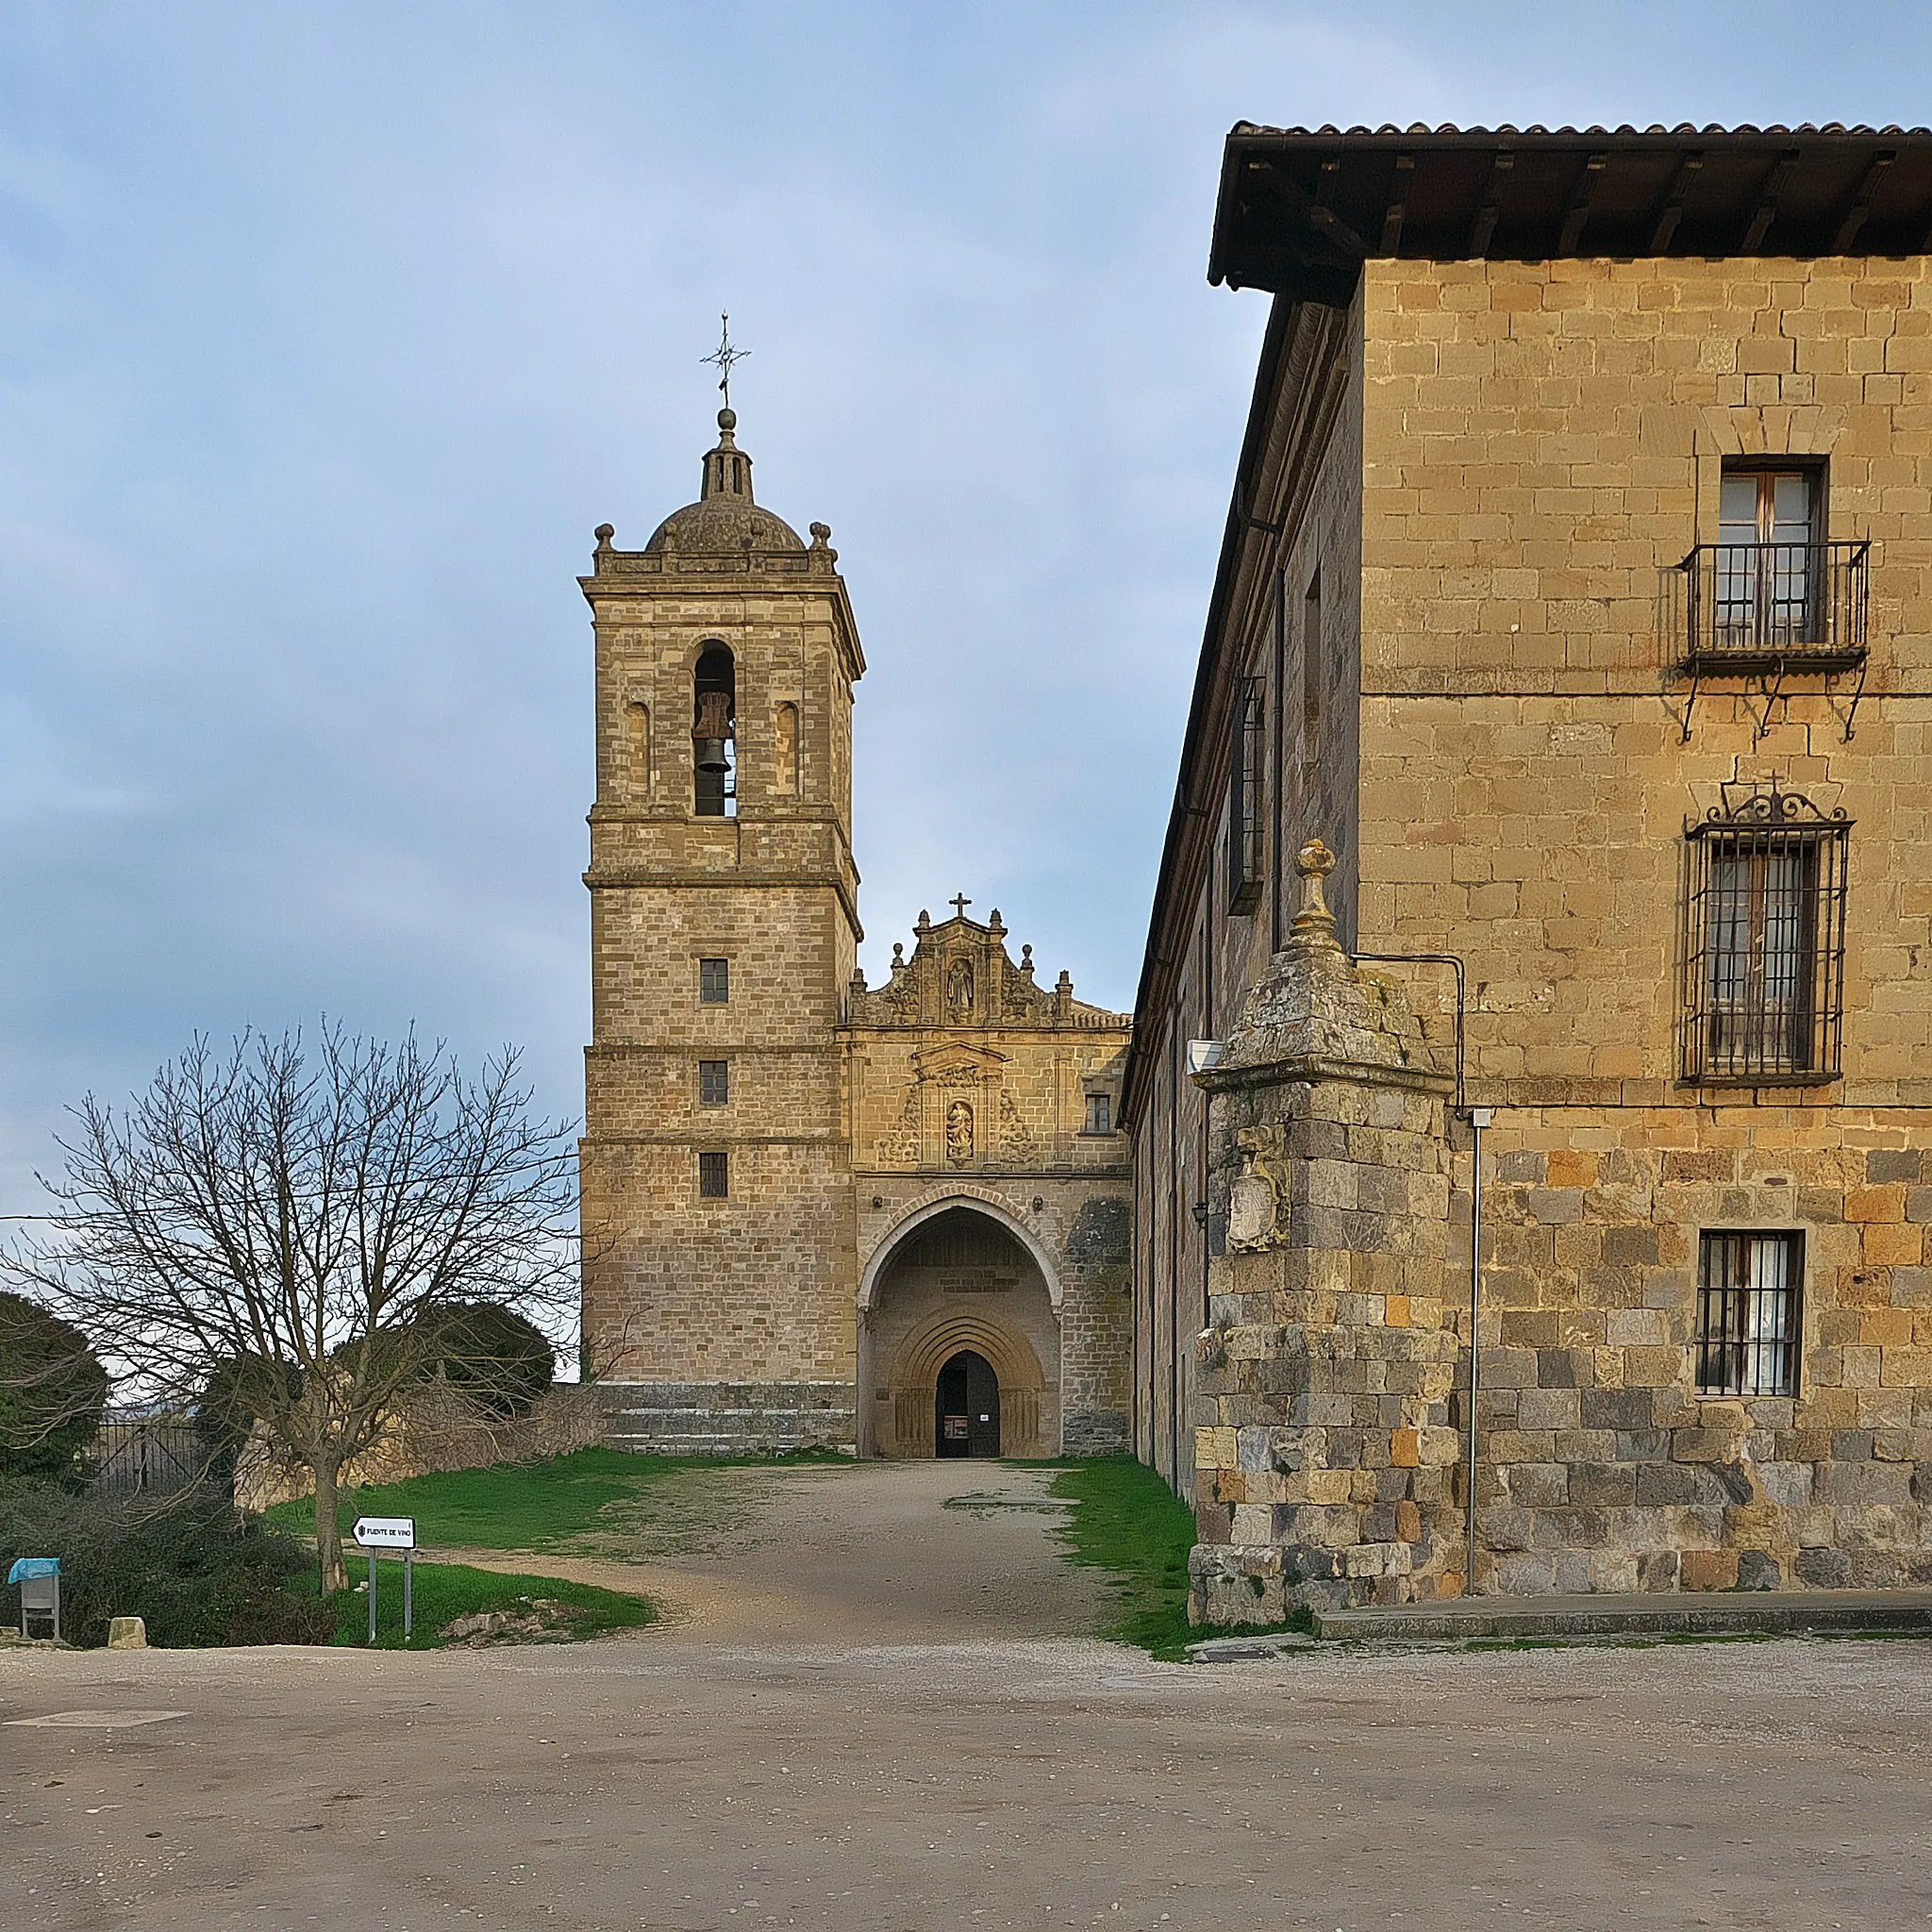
[
  {"x1": 1465, "y1": 1115, "x2": 1932, "y2": 1592},
  {"x1": 1349, "y1": 254, "x2": 1932, "y2": 1592}
]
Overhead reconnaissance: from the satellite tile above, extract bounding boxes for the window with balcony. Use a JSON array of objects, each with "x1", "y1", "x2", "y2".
[
  {"x1": 1696, "y1": 1230, "x2": 1802, "y2": 1398},
  {"x1": 1681, "y1": 463, "x2": 1866, "y2": 669},
  {"x1": 1678, "y1": 785, "x2": 1849, "y2": 1084}
]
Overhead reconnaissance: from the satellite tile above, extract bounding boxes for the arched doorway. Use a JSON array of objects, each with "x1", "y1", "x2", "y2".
[
  {"x1": 859, "y1": 1202, "x2": 1058, "y2": 1457},
  {"x1": 936, "y1": 1349, "x2": 1000, "y2": 1457}
]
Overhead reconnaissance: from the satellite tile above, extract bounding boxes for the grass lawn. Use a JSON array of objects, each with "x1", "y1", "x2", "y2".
[
  {"x1": 1049, "y1": 1456, "x2": 1314, "y2": 1660},
  {"x1": 325, "y1": 1554, "x2": 655, "y2": 1650},
  {"x1": 1048, "y1": 1456, "x2": 1202, "y2": 1658},
  {"x1": 267, "y1": 1445, "x2": 841, "y2": 1553}
]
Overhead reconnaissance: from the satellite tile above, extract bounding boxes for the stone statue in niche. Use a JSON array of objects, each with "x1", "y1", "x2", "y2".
[
  {"x1": 945, "y1": 1100, "x2": 974, "y2": 1167},
  {"x1": 946, "y1": 959, "x2": 974, "y2": 1021},
  {"x1": 1225, "y1": 1123, "x2": 1291, "y2": 1252}
]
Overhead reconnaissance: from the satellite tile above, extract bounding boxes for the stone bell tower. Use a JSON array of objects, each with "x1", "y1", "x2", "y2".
[{"x1": 578, "y1": 407, "x2": 865, "y2": 1450}]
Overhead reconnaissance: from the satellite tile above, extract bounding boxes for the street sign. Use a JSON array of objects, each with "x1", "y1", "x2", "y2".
[{"x1": 353, "y1": 1517, "x2": 416, "y2": 1551}]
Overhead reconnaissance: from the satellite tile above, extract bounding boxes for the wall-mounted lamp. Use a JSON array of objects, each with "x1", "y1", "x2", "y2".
[
  {"x1": 1191, "y1": 1201, "x2": 1208, "y2": 1229},
  {"x1": 1186, "y1": 1039, "x2": 1225, "y2": 1077}
]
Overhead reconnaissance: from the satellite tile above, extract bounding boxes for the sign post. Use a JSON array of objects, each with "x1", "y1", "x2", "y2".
[{"x1": 352, "y1": 1518, "x2": 417, "y2": 1643}]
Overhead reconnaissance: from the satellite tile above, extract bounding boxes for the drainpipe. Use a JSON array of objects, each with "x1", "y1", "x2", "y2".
[{"x1": 1465, "y1": 1106, "x2": 1494, "y2": 1595}]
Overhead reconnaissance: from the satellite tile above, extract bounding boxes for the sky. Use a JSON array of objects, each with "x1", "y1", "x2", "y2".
[{"x1": 3, "y1": 0, "x2": 1929, "y2": 1214}]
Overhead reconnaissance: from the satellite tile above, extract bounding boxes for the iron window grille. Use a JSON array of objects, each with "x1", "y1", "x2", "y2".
[
  {"x1": 699, "y1": 1059, "x2": 729, "y2": 1106},
  {"x1": 698, "y1": 1151, "x2": 729, "y2": 1199},
  {"x1": 1696, "y1": 1230, "x2": 1802, "y2": 1398},
  {"x1": 698, "y1": 958, "x2": 730, "y2": 1004},
  {"x1": 1678, "y1": 784, "x2": 1849, "y2": 1085},
  {"x1": 1227, "y1": 677, "x2": 1265, "y2": 914}
]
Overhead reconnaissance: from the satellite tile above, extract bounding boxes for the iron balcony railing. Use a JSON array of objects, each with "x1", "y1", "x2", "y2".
[{"x1": 1679, "y1": 539, "x2": 1869, "y2": 670}]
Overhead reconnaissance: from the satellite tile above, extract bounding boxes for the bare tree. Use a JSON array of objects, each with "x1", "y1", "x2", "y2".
[{"x1": 3, "y1": 1024, "x2": 576, "y2": 1591}]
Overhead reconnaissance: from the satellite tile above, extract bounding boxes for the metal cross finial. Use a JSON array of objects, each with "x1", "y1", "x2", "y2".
[
  {"x1": 701, "y1": 313, "x2": 748, "y2": 408},
  {"x1": 950, "y1": 893, "x2": 972, "y2": 919}
]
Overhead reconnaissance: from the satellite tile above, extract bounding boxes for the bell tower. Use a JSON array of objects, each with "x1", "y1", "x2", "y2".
[{"x1": 579, "y1": 407, "x2": 865, "y2": 1450}]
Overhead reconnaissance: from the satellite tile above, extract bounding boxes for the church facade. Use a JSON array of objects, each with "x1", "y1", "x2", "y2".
[{"x1": 577, "y1": 410, "x2": 1132, "y2": 1458}]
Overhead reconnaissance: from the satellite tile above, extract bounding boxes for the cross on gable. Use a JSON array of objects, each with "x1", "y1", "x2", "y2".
[{"x1": 950, "y1": 894, "x2": 972, "y2": 919}]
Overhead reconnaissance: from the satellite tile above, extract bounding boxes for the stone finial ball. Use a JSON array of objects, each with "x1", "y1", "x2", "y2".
[
  {"x1": 718, "y1": 408, "x2": 737, "y2": 431},
  {"x1": 1297, "y1": 837, "x2": 1337, "y2": 878}
]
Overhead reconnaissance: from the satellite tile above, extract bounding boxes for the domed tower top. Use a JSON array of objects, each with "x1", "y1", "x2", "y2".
[{"x1": 644, "y1": 408, "x2": 805, "y2": 554}]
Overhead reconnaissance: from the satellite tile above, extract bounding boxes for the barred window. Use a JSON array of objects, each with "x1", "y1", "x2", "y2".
[
  {"x1": 1679, "y1": 785, "x2": 1849, "y2": 1083},
  {"x1": 698, "y1": 958, "x2": 730, "y2": 1005},
  {"x1": 1226, "y1": 677, "x2": 1264, "y2": 914},
  {"x1": 1697, "y1": 1230, "x2": 1802, "y2": 1397},
  {"x1": 698, "y1": 1151, "x2": 729, "y2": 1199},
  {"x1": 698, "y1": 1059, "x2": 729, "y2": 1106}
]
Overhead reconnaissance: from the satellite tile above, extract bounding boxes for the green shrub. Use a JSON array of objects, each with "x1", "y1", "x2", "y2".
[
  {"x1": 0, "y1": 1291, "x2": 108, "y2": 1481},
  {"x1": 0, "y1": 1479, "x2": 331, "y2": 1648},
  {"x1": 432, "y1": 1303, "x2": 554, "y2": 1419}
]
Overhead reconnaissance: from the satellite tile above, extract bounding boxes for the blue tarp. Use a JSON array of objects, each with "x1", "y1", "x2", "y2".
[{"x1": 8, "y1": 1557, "x2": 58, "y2": 1584}]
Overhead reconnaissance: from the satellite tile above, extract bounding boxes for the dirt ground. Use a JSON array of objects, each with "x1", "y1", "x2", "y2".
[
  {"x1": 5, "y1": 1461, "x2": 1929, "y2": 1931},
  {"x1": 429, "y1": 1459, "x2": 1112, "y2": 1642}
]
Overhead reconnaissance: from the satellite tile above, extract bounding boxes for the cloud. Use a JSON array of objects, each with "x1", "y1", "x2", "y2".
[{"x1": 0, "y1": 0, "x2": 1926, "y2": 1206}]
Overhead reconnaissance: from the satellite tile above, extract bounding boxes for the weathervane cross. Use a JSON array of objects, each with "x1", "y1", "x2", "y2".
[
  {"x1": 701, "y1": 313, "x2": 748, "y2": 409},
  {"x1": 950, "y1": 893, "x2": 972, "y2": 918}
]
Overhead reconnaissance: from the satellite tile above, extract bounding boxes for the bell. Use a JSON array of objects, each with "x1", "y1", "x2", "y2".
[{"x1": 692, "y1": 690, "x2": 732, "y2": 773}]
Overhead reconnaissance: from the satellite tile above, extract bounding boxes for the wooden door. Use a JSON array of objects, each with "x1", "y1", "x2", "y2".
[{"x1": 935, "y1": 1349, "x2": 1001, "y2": 1458}]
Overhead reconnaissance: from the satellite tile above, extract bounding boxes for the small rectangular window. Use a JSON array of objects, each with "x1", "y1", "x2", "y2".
[
  {"x1": 1697, "y1": 1230, "x2": 1802, "y2": 1397},
  {"x1": 1084, "y1": 1092, "x2": 1112, "y2": 1136},
  {"x1": 699, "y1": 1060, "x2": 729, "y2": 1106},
  {"x1": 698, "y1": 958, "x2": 729, "y2": 1005},
  {"x1": 698, "y1": 1151, "x2": 729, "y2": 1199},
  {"x1": 1301, "y1": 570, "x2": 1322, "y2": 761},
  {"x1": 1226, "y1": 677, "x2": 1264, "y2": 915}
]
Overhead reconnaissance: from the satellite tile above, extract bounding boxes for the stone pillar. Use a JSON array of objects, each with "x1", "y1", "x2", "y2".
[{"x1": 1188, "y1": 841, "x2": 1460, "y2": 1621}]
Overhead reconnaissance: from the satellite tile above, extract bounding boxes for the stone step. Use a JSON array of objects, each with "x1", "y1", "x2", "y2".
[{"x1": 1312, "y1": 1589, "x2": 1932, "y2": 1643}]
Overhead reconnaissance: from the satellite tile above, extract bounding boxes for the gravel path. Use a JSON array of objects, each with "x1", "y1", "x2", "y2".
[{"x1": 425, "y1": 1458, "x2": 1111, "y2": 1642}]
